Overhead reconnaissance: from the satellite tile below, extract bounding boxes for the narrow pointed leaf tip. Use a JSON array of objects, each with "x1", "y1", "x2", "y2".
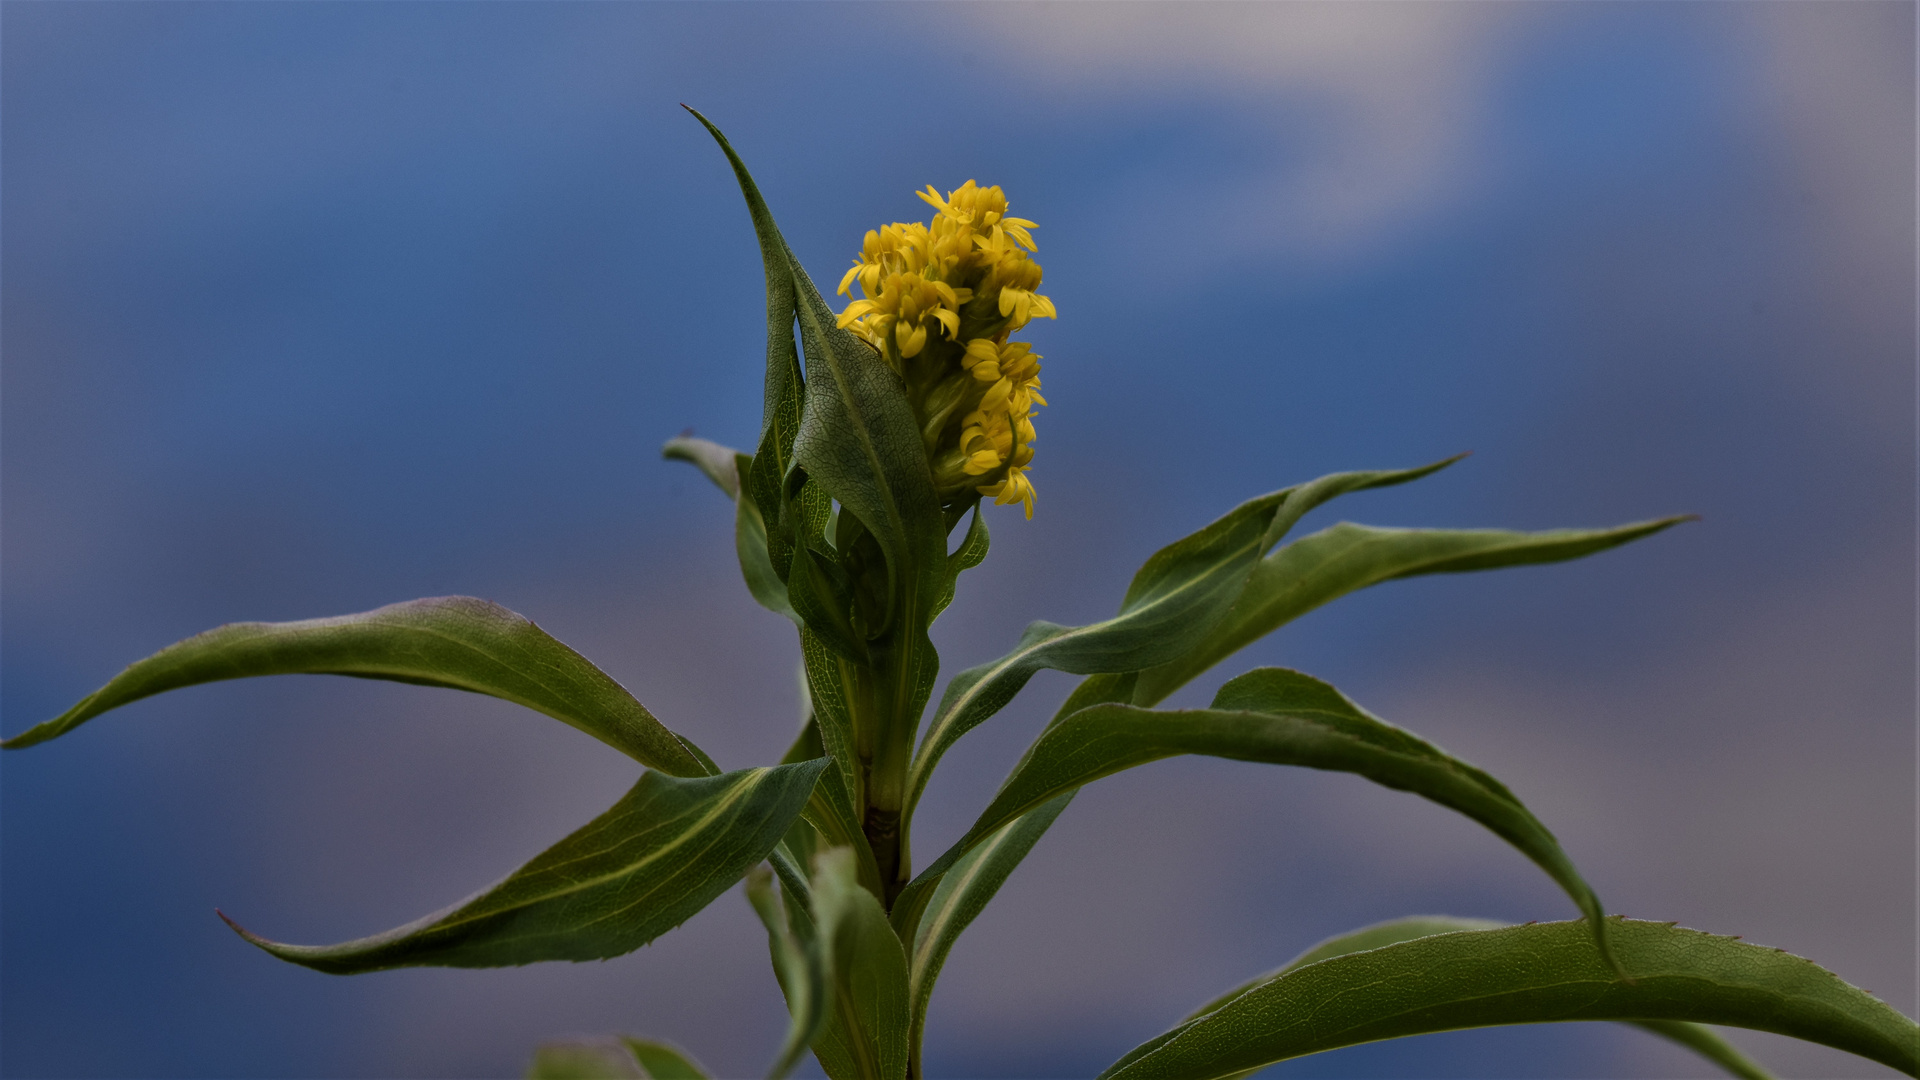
[
  {"x1": 662, "y1": 434, "x2": 742, "y2": 499},
  {"x1": 1133, "y1": 514, "x2": 1692, "y2": 706},
  {"x1": 902, "y1": 459, "x2": 1460, "y2": 829},
  {"x1": 3, "y1": 596, "x2": 713, "y2": 777},
  {"x1": 1100, "y1": 920, "x2": 1917, "y2": 1079},
  {"x1": 219, "y1": 761, "x2": 826, "y2": 974}
]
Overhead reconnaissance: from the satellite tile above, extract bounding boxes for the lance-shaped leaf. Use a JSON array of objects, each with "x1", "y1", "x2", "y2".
[
  {"x1": 902, "y1": 792, "x2": 1072, "y2": 1077},
  {"x1": 661, "y1": 434, "x2": 741, "y2": 499},
  {"x1": 528, "y1": 1042, "x2": 645, "y2": 1080},
  {"x1": 620, "y1": 1040, "x2": 711, "y2": 1080},
  {"x1": 788, "y1": 245, "x2": 948, "y2": 635},
  {"x1": 902, "y1": 460, "x2": 1458, "y2": 834},
  {"x1": 2, "y1": 596, "x2": 713, "y2": 777},
  {"x1": 686, "y1": 108, "x2": 806, "y2": 582},
  {"x1": 809, "y1": 848, "x2": 911, "y2": 1080},
  {"x1": 785, "y1": 229, "x2": 949, "y2": 808},
  {"x1": 664, "y1": 436, "x2": 798, "y2": 624},
  {"x1": 1634, "y1": 1021, "x2": 1776, "y2": 1080},
  {"x1": 527, "y1": 1039, "x2": 710, "y2": 1080},
  {"x1": 221, "y1": 761, "x2": 826, "y2": 973},
  {"x1": 897, "y1": 511, "x2": 1686, "y2": 949},
  {"x1": 1099, "y1": 919, "x2": 1919, "y2": 1079},
  {"x1": 801, "y1": 628, "x2": 871, "y2": 834},
  {"x1": 1186, "y1": 916, "x2": 1775, "y2": 1080},
  {"x1": 916, "y1": 667, "x2": 1615, "y2": 966},
  {"x1": 748, "y1": 866, "x2": 826, "y2": 1080},
  {"x1": 689, "y1": 105, "x2": 946, "y2": 672},
  {"x1": 1132, "y1": 517, "x2": 1689, "y2": 706}
]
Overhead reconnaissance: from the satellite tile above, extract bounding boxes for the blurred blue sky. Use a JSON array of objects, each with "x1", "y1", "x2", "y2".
[{"x1": 3, "y1": 4, "x2": 1912, "y2": 1078}]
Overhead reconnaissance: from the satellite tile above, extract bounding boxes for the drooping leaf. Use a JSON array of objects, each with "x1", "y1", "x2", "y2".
[
  {"x1": 2, "y1": 596, "x2": 712, "y2": 777},
  {"x1": 1100, "y1": 919, "x2": 1916, "y2": 1079},
  {"x1": 748, "y1": 866, "x2": 827, "y2": 1080},
  {"x1": 620, "y1": 1039, "x2": 712, "y2": 1080},
  {"x1": 736, "y1": 481, "x2": 800, "y2": 623},
  {"x1": 661, "y1": 434, "x2": 742, "y2": 499},
  {"x1": 1183, "y1": 916, "x2": 1775, "y2": 1080},
  {"x1": 222, "y1": 761, "x2": 826, "y2": 973},
  {"x1": 663, "y1": 436, "x2": 797, "y2": 623},
  {"x1": 528, "y1": 1042, "x2": 645, "y2": 1080},
  {"x1": 809, "y1": 848, "x2": 911, "y2": 1080},
  {"x1": 1132, "y1": 517, "x2": 1690, "y2": 706},
  {"x1": 916, "y1": 667, "x2": 1615, "y2": 966},
  {"x1": 901, "y1": 792, "x2": 1072, "y2": 1078},
  {"x1": 901, "y1": 461, "x2": 1458, "y2": 837}
]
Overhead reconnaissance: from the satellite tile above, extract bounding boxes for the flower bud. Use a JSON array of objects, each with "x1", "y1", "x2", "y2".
[{"x1": 837, "y1": 182, "x2": 1054, "y2": 519}]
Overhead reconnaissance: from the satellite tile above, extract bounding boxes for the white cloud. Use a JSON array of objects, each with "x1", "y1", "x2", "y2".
[{"x1": 953, "y1": 3, "x2": 1539, "y2": 271}]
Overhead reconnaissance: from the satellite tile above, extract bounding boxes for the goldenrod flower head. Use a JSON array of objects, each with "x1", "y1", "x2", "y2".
[{"x1": 837, "y1": 182, "x2": 1054, "y2": 519}]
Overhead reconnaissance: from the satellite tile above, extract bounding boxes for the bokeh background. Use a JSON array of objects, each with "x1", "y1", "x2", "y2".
[{"x1": 3, "y1": 3, "x2": 1912, "y2": 1078}]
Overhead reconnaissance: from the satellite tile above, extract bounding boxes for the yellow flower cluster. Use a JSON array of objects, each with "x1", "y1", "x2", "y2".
[{"x1": 836, "y1": 182, "x2": 1055, "y2": 518}]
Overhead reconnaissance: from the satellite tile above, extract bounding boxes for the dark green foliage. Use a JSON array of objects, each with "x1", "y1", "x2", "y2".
[
  {"x1": 224, "y1": 762, "x2": 826, "y2": 974},
  {"x1": 9, "y1": 110, "x2": 1910, "y2": 1080},
  {"x1": 1100, "y1": 919, "x2": 1916, "y2": 1079}
]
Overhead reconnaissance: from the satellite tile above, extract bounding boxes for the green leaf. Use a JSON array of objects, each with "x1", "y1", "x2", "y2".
[
  {"x1": 902, "y1": 792, "x2": 1072, "y2": 1078},
  {"x1": 528, "y1": 1039, "x2": 710, "y2": 1080},
  {"x1": 736, "y1": 480, "x2": 801, "y2": 623},
  {"x1": 1099, "y1": 919, "x2": 1918, "y2": 1079},
  {"x1": 789, "y1": 491, "x2": 868, "y2": 663},
  {"x1": 685, "y1": 107, "x2": 806, "y2": 585},
  {"x1": 687, "y1": 108, "x2": 946, "y2": 694},
  {"x1": 662, "y1": 434, "x2": 742, "y2": 500},
  {"x1": 620, "y1": 1039, "x2": 711, "y2": 1080},
  {"x1": 1185, "y1": 915, "x2": 1507, "y2": 1021},
  {"x1": 901, "y1": 461, "x2": 1458, "y2": 838},
  {"x1": 777, "y1": 716, "x2": 827, "y2": 871},
  {"x1": 663, "y1": 436, "x2": 798, "y2": 623},
  {"x1": 931, "y1": 502, "x2": 989, "y2": 623},
  {"x1": 809, "y1": 848, "x2": 911, "y2": 1080},
  {"x1": 221, "y1": 761, "x2": 826, "y2": 973},
  {"x1": 1183, "y1": 916, "x2": 1775, "y2": 1080},
  {"x1": 917, "y1": 667, "x2": 1615, "y2": 967},
  {"x1": 1632, "y1": 1020, "x2": 1775, "y2": 1080},
  {"x1": 748, "y1": 865, "x2": 827, "y2": 1080},
  {"x1": 1132, "y1": 517, "x2": 1690, "y2": 706},
  {"x1": 782, "y1": 224, "x2": 949, "y2": 830},
  {"x1": 528, "y1": 1042, "x2": 645, "y2": 1080},
  {"x1": 2, "y1": 596, "x2": 713, "y2": 777},
  {"x1": 788, "y1": 244, "x2": 948, "y2": 637},
  {"x1": 801, "y1": 629, "x2": 872, "y2": 833}
]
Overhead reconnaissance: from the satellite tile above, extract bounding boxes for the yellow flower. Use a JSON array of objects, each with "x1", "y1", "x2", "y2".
[
  {"x1": 838, "y1": 181, "x2": 1054, "y2": 518},
  {"x1": 980, "y1": 465, "x2": 1037, "y2": 519}
]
